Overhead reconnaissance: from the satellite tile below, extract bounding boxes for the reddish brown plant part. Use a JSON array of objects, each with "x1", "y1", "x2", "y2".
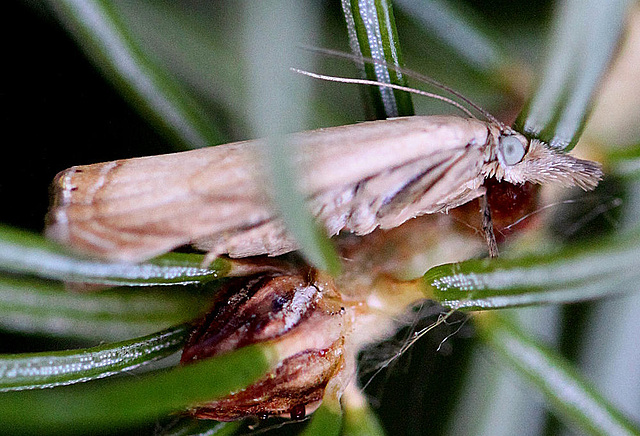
[
  {"x1": 485, "y1": 179, "x2": 540, "y2": 239},
  {"x1": 451, "y1": 179, "x2": 541, "y2": 245},
  {"x1": 181, "y1": 270, "x2": 348, "y2": 421}
]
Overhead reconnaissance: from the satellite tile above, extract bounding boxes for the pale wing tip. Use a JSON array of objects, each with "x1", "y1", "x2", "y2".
[
  {"x1": 44, "y1": 165, "x2": 192, "y2": 264},
  {"x1": 45, "y1": 168, "x2": 76, "y2": 244},
  {"x1": 44, "y1": 212, "x2": 68, "y2": 244}
]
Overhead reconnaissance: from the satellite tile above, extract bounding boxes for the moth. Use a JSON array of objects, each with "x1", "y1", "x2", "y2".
[{"x1": 46, "y1": 106, "x2": 603, "y2": 264}]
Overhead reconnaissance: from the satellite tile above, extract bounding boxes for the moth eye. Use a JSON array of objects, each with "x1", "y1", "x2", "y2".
[{"x1": 499, "y1": 135, "x2": 527, "y2": 166}]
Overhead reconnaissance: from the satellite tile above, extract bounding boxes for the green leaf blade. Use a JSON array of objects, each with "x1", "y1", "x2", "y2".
[
  {"x1": 49, "y1": 0, "x2": 226, "y2": 149},
  {"x1": 0, "y1": 324, "x2": 189, "y2": 392},
  {"x1": 342, "y1": 0, "x2": 415, "y2": 118},
  {"x1": 0, "y1": 225, "x2": 230, "y2": 286},
  {"x1": 158, "y1": 418, "x2": 240, "y2": 436},
  {"x1": 0, "y1": 344, "x2": 272, "y2": 435},
  {"x1": 395, "y1": 0, "x2": 509, "y2": 75},
  {"x1": 241, "y1": 0, "x2": 341, "y2": 275},
  {"x1": 342, "y1": 399, "x2": 386, "y2": 436},
  {"x1": 0, "y1": 275, "x2": 210, "y2": 340},
  {"x1": 478, "y1": 314, "x2": 640, "y2": 436},
  {"x1": 424, "y1": 230, "x2": 640, "y2": 310},
  {"x1": 516, "y1": 0, "x2": 631, "y2": 150},
  {"x1": 301, "y1": 402, "x2": 343, "y2": 436}
]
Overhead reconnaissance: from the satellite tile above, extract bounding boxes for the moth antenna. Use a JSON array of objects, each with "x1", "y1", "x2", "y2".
[
  {"x1": 499, "y1": 200, "x2": 575, "y2": 233},
  {"x1": 297, "y1": 46, "x2": 507, "y2": 129},
  {"x1": 291, "y1": 68, "x2": 476, "y2": 119}
]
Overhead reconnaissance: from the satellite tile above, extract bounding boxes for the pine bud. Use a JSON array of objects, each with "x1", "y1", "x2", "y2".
[{"x1": 181, "y1": 270, "x2": 347, "y2": 421}]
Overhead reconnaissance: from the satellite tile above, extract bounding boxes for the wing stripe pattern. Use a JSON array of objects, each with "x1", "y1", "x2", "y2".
[{"x1": 46, "y1": 116, "x2": 494, "y2": 261}]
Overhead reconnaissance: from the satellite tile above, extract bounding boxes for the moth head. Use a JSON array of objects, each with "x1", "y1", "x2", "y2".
[{"x1": 496, "y1": 134, "x2": 603, "y2": 191}]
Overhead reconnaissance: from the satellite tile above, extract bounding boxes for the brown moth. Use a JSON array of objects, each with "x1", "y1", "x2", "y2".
[{"x1": 46, "y1": 114, "x2": 602, "y2": 264}]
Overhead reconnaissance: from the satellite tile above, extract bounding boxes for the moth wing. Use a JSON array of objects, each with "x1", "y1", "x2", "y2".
[
  {"x1": 300, "y1": 116, "x2": 492, "y2": 234},
  {"x1": 47, "y1": 116, "x2": 493, "y2": 262},
  {"x1": 374, "y1": 145, "x2": 487, "y2": 228},
  {"x1": 295, "y1": 115, "x2": 492, "y2": 195},
  {"x1": 46, "y1": 143, "x2": 276, "y2": 262}
]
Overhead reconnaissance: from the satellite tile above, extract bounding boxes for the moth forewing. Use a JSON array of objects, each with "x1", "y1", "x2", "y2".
[
  {"x1": 293, "y1": 115, "x2": 494, "y2": 193},
  {"x1": 47, "y1": 144, "x2": 277, "y2": 262},
  {"x1": 301, "y1": 116, "x2": 499, "y2": 235},
  {"x1": 46, "y1": 115, "x2": 602, "y2": 264}
]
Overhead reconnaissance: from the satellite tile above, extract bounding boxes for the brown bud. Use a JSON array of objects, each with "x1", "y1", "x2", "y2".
[
  {"x1": 485, "y1": 179, "x2": 540, "y2": 239},
  {"x1": 451, "y1": 179, "x2": 540, "y2": 243},
  {"x1": 181, "y1": 270, "x2": 347, "y2": 421}
]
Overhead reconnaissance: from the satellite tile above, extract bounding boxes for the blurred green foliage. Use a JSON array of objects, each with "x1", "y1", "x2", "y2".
[{"x1": 1, "y1": 0, "x2": 640, "y2": 435}]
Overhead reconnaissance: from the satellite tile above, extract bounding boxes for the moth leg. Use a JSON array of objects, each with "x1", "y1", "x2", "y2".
[
  {"x1": 201, "y1": 249, "x2": 224, "y2": 268},
  {"x1": 201, "y1": 249, "x2": 301, "y2": 276},
  {"x1": 480, "y1": 194, "x2": 499, "y2": 258},
  {"x1": 196, "y1": 219, "x2": 299, "y2": 267}
]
